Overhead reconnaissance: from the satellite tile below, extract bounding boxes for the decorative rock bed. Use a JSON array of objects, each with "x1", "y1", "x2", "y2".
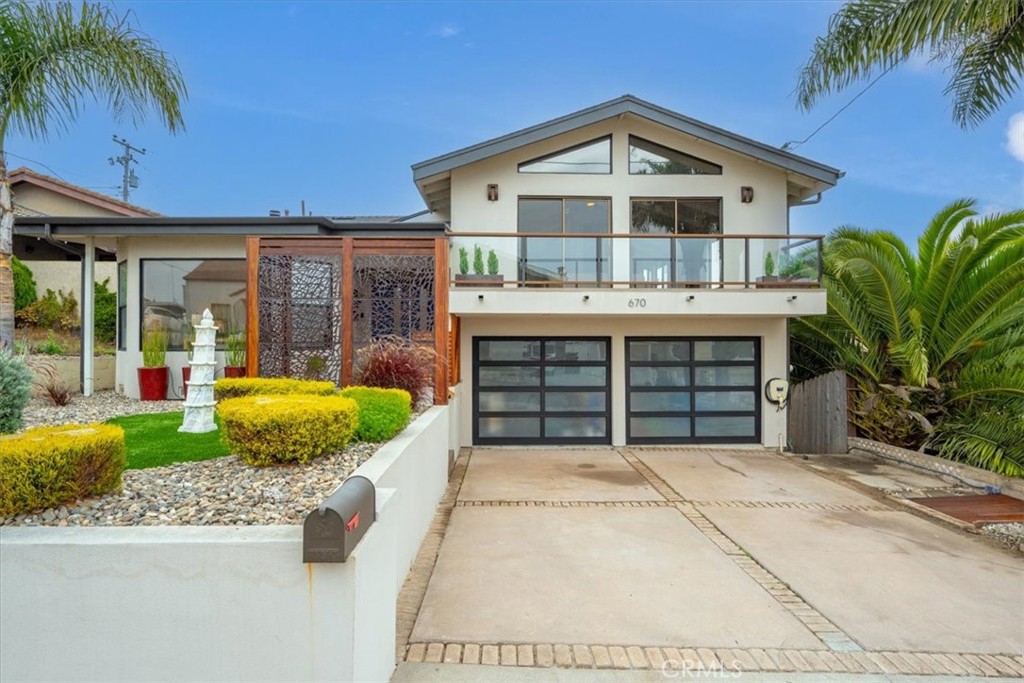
[{"x1": 3, "y1": 390, "x2": 416, "y2": 527}]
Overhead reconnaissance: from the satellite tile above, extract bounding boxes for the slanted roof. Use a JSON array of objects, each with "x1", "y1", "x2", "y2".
[
  {"x1": 411, "y1": 95, "x2": 844, "y2": 213},
  {"x1": 9, "y1": 166, "x2": 160, "y2": 217}
]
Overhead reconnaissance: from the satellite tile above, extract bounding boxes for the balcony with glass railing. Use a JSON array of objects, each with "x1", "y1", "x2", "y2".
[{"x1": 449, "y1": 233, "x2": 823, "y2": 289}]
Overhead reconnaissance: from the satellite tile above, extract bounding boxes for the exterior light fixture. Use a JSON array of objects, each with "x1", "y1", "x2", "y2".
[
  {"x1": 478, "y1": 294, "x2": 484, "y2": 301},
  {"x1": 787, "y1": 295, "x2": 798, "y2": 302},
  {"x1": 583, "y1": 295, "x2": 590, "y2": 302},
  {"x1": 686, "y1": 295, "x2": 695, "y2": 301},
  {"x1": 740, "y1": 186, "x2": 754, "y2": 203},
  {"x1": 487, "y1": 184, "x2": 499, "y2": 201}
]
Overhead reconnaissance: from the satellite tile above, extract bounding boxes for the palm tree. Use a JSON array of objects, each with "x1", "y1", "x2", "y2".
[
  {"x1": 0, "y1": 0, "x2": 186, "y2": 350},
  {"x1": 797, "y1": 0, "x2": 1024, "y2": 129},
  {"x1": 792, "y1": 200, "x2": 1024, "y2": 475}
]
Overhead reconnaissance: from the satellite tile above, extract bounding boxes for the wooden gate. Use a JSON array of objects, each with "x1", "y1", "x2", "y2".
[{"x1": 788, "y1": 370, "x2": 850, "y2": 454}]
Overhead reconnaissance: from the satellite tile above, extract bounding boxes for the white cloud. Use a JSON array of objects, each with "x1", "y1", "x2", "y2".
[
  {"x1": 431, "y1": 23, "x2": 461, "y2": 39},
  {"x1": 1006, "y1": 112, "x2": 1024, "y2": 162}
]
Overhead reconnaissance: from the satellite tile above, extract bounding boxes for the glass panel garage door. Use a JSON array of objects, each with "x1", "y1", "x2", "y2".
[
  {"x1": 474, "y1": 337, "x2": 611, "y2": 445},
  {"x1": 627, "y1": 337, "x2": 760, "y2": 444}
]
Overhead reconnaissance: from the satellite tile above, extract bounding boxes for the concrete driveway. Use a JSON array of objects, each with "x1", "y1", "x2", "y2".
[{"x1": 397, "y1": 448, "x2": 1024, "y2": 680}]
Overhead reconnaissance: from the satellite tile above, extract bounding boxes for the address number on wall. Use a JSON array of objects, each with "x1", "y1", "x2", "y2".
[{"x1": 628, "y1": 298, "x2": 647, "y2": 308}]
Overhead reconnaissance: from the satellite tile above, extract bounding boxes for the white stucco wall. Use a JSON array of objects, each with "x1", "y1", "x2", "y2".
[
  {"x1": 0, "y1": 406, "x2": 451, "y2": 683},
  {"x1": 457, "y1": 315, "x2": 789, "y2": 449},
  {"x1": 115, "y1": 236, "x2": 248, "y2": 399},
  {"x1": 447, "y1": 115, "x2": 790, "y2": 237}
]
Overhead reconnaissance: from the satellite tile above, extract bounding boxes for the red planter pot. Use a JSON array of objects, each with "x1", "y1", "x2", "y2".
[
  {"x1": 138, "y1": 367, "x2": 168, "y2": 401},
  {"x1": 224, "y1": 366, "x2": 247, "y2": 378},
  {"x1": 181, "y1": 366, "x2": 191, "y2": 400}
]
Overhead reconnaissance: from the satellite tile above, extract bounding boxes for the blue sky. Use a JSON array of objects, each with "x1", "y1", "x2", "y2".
[{"x1": 7, "y1": 1, "x2": 1023, "y2": 242}]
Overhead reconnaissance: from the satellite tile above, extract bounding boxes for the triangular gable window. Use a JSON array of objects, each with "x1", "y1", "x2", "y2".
[
  {"x1": 518, "y1": 136, "x2": 611, "y2": 174},
  {"x1": 629, "y1": 136, "x2": 722, "y2": 175}
]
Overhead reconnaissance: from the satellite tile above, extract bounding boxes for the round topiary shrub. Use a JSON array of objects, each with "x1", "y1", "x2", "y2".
[
  {"x1": 218, "y1": 394, "x2": 358, "y2": 466},
  {"x1": 0, "y1": 423, "x2": 126, "y2": 516},
  {"x1": 213, "y1": 377, "x2": 336, "y2": 400},
  {"x1": 339, "y1": 386, "x2": 412, "y2": 442}
]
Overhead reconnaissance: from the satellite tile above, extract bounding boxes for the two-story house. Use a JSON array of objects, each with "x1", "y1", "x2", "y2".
[
  {"x1": 415, "y1": 95, "x2": 841, "y2": 449},
  {"x1": 14, "y1": 96, "x2": 841, "y2": 451}
]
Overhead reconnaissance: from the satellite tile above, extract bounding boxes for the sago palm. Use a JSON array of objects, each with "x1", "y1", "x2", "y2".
[
  {"x1": 0, "y1": 0, "x2": 187, "y2": 349},
  {"x1": 797, "y1": 0, "x2": 1024, "y2": 129},
  {"x1": 792, "y1": 200, "x2": 1024, "y2": 476}
]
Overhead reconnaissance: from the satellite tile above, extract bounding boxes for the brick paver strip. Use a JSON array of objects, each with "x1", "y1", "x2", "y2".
[
  {"x1": 553, "y1": 644, "x2": 573, "y2": 668},
  {"x1": 572, "y1": 645, "x2": 594, "y2": 668},
  {"x1": 535, "y1": 644, "x2": 554, "y2": 668},
  {"x1": 963, "y1": 653, "x2": 1001, "y2": 677},
  {"x1": 591, "y1": 645, "x2": 612, "y2": 669},
  {"x1": 994, "y1": 654, "x2": 1024, "y2": 676},
  {"x1": 443, "y1": 643, "x2": 461, "y2": 664},
  {"x1": 516, "y1": 644, "x2": 534, "y2": 667},
  {"x1": 462, "y1": 643, "x2": 480, "y2": 665},
  {"x1": 696, "y1": 647, "x2": 721, "y2": 670},
  {"x1": 406, "y1": 643, "x2": 426, "y2": 663},
  {"x1": 608, "y1": 646, "x2": 631, "y2": 669},
  {"x1": 424, "y1": 643, "x2": 444, "y2": 664},
  {"x1": 499, "y1": 644, "x2": 517, "y2": 666},
  {"x1": 644, "y1": 647, "x2": 666, "y2": 670},
  {"x1": 480, "y1": 645, "x2": 499, "y2": 666},
  {"x1": 394, "y1": 451, "x2": 471, "y2": 657},
  {"x1": 625, "y1": 646, "x2": 648, "y2": 668}
]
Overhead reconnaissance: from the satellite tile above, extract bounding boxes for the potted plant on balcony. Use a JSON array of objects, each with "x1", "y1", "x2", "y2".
[
  {"x1": 138, "y1": 325, "x2": 168, "y2": 401},
  {"x1": 756, "y1": 252, "x2": 784, "y2": 288},
  {"x1": 224, "y1": 332, "x2": 247, "y2": 378},
  {"x1": 454, "y1": 245, "x2": 503, "y2": 287}
]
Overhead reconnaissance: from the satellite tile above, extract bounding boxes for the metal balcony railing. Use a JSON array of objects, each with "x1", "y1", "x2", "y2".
[{"x1": 449, "y1": 233, "x2": 824, "y2": 289}]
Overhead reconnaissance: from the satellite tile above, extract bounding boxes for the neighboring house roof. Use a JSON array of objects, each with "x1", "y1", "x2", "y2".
[
  {"x1": 9, "y1": 166, "x2": 161, "y2": 217},
  {"x1": 411, "y1": 94, "x2": 844, "y2": 212},
  {"x1": 182, "y1": 259, "x2": 248, "y2": 282}
]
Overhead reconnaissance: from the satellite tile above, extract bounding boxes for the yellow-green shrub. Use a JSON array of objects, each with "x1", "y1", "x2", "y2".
[
  {"x1": 0, "y1": 424, "x2": 126, "y2": 516},
  {"x1": 214, "y1": 377, "x2": 336, "y2": 400},
  {"x1": 340, "y1": 386, "x2": 412, "y2": 442},
  {"x1": 218, "y1": 394, "x2": 358, "y2": 466}
]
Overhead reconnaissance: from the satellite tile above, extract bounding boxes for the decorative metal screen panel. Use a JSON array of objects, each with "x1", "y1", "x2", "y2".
[
  {"x1": 352, "y1": 253, "x2": 435, "y2": 367},
  {"x1": 257, "y1": 252, "x2": 343, "y2": 383}
]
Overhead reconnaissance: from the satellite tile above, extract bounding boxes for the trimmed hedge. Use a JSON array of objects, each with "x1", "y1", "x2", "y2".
[
  {"x1": 340, "y1": 386, "x2": 412, "y2": 442},
  {"x1": 218, "y1": 394, "x2": 358, "y2": 466},
  {"x1": 214, "y1": 377, "x2": 336, "y2": 400},
  {"x1": 0, "y1": 424, "x2": 126, "y2": 516}
]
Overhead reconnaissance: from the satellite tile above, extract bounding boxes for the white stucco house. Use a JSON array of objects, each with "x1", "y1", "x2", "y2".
[{"x1": 14, "y1": 95, "x2": 842, "y2": 449}]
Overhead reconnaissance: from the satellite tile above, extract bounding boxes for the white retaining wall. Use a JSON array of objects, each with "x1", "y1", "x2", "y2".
[{"x1": 0, "y1": 406, "x2": 450, "y2": 683}]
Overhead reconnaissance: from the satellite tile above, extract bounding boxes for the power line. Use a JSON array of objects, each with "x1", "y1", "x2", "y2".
[
  {"x1": 109, "y1": 135, "x2": 145, "y2": 202},
  {"x1": 782, "y1": 66, "x2": 895, "y2": 152},
  {"x1": 2, "y1": 150, "x2": 112, "y2": 188}
]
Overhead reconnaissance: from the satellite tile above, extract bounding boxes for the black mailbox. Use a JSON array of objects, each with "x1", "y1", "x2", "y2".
[{"x1": 303, "y1": 475, "x2": 376, "y2": 563}]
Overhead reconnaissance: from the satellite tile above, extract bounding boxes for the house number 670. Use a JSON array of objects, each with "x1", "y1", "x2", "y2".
[{"x1": 628, "y1": 298, "x2": 647, "y2": 308}]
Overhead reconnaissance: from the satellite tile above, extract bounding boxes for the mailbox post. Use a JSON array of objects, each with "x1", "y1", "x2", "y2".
[{"x1": 303, "y1": 476, "x2": 376, "y2": 563}]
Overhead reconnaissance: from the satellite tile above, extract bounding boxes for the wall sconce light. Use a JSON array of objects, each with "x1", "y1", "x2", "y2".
[
  {"x1": 478, "y1": 294, "x2": 484, "y2": 301},
  {"x1": 487, "y1": 184, "x2": 499, "y2": 202},
  {"x1": 686, "y1": 295, "x2": 696, "y2": 302},
  {"x1": 787, "y1": 295, "x2": 798, "y2": 302},
  {"x1": 583, "y1": 295, "x2": 590, "y2": 302},
  {"x1": 740, "y1": 186, "x2": 754, "y2": 203}
]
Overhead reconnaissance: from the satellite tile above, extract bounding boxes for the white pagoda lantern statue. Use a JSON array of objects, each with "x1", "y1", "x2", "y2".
[{"x1": 179, "y1": 309, "x2": 219, "y2": 434}]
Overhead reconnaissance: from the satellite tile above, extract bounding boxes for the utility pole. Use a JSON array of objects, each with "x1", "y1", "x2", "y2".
[{"x1": 108, "y1": 135, "x2": 145, "y2": 202}]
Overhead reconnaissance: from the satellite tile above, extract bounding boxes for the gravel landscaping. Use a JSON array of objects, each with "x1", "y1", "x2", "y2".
[
  {"x1": 981, "y1": 522, "x2": 1024, "y2": 551},
  {"x1": 3, "y1": 390, "x2": 406, "y2": 527}
]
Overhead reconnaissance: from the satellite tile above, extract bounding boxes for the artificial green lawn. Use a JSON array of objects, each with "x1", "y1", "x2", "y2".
[{"x1": 105, "y1": 411, "x2": 230, "y2": 470}]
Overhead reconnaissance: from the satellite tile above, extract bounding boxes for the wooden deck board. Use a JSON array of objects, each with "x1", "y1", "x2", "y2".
[{"x1": 908, "y1": 494, "x2": 1024, "y2": 526}]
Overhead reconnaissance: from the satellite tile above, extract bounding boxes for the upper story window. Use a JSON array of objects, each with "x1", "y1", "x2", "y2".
[
  {"x1": 631, "y1": 198, "x2": 722, "y2": 234},
  {"x1": 518, "y1": 136, "x2": 611, "y2": 174},
  {"x1": 628, "y1": 136, "x2": 722, "y2": 175},
  {"x1": 519, "y1": 198, "x2": 610, "y2": 233}
]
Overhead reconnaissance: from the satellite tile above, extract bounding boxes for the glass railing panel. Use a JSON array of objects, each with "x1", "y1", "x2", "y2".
[
  {"x1": 629, "y1": 237, "x2": 673, "y2": 288},
  {"x1": 450, "y1": 235, "x2": 518, "y2": 286},
  {"x1": 674, "y1": 238, "x2": 721, "y2": 286}
]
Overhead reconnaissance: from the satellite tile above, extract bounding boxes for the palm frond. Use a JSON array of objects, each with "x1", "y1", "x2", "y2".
[
  {"x1": 931, "y1": 404, "x2": 1024, "y2": 477},
  {"x1": 0, "y1": 0, "x2": 187, "y2": 142}
]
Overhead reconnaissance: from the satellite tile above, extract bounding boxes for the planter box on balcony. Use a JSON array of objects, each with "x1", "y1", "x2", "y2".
[{"x1": 454, "y1": 274, "x2": 504, "y2": 288}]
